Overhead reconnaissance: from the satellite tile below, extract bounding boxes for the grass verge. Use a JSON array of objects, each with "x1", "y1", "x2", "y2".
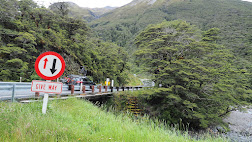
[{"x1": 0, "y1": 98, "x2": 227, "y2": 142}]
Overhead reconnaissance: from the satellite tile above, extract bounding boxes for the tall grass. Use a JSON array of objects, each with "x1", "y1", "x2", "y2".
[{"x1": 0, "y1": 98, "x2": 227, "y2": 142}]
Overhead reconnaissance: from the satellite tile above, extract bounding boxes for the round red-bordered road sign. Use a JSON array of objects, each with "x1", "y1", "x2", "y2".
[{"x1": 35, "y1": 51, "x2": 65, "y2": 80}]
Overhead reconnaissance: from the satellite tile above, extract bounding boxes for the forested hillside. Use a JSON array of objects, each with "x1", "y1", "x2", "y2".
[
  {"x1": 0, "y1": 0, "x2": 129, "y2": 85},
  {"x1": 134, "y1": 20, "x2": 251, "y2": 128},
  {"x1": 88, "y1": 0, "x2": 251, "y2": 129},
  {"x1": 91, "y1": 0, "x2": 251, "y2": 67},
  {"x1": 90, "y1": 0, "x2": 251, "y2": 91}
]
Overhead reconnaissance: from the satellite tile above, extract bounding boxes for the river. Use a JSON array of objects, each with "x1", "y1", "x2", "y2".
[{"x1": 223, "y1": 108, "x2": 252, "y2": 142}]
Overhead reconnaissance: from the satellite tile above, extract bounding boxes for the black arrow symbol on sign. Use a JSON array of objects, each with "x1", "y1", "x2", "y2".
[{"x1": 50, "y1": 59, "x2": 57, "y2": 74}]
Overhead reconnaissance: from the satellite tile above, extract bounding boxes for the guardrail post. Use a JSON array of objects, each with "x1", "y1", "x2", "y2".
[
  {"x1": 116, "y1": 87, "x2": 119, "y2": 91},
  {"x1": 92, "y1": 85, "x2": 95, "y2": 94},
  {"x1": 105, "y1": 86, "x2": 107, "y2": 93},
  {"x1": 71, "y1": 85, "x2": 74, "y2": 95},
  {"x1": 122, "y1": 87, "x2": 125, "y2": 91},
  {"x1": 80, "y1": 82, "x2": 83, "y2": 91},
  {"x1": 11, "y1": 84, "x2": 16, "y2": 102},
  {"x1": 35, "y1": 92, "x2": 39, "y2": 97},
  {"x1": 82, "y1": 85, "x2": 85, "y2": 93},
  {"x1": 111, "y1": 87, "x2": 113, "y2": 92},
  {"x1": 99, "y1": 85, "x2": 102, "y2": 94}
]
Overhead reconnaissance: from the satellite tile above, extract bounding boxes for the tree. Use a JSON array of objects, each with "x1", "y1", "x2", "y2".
[
  {"x1": 49, "y1": 2, "x2": 69, "y2": 17},
  {"x1": 0, "y1": 0, "x2": 19, "y2": 26},
  {"x1": 134, "y1": 20, "x2": 249, "y2": 129},
  {"x1": 0, "y1": 0, "x2": 130, "y2": 84},
  {"x1": 15, "y1": 32, "x2": 37, "y2": 53}
]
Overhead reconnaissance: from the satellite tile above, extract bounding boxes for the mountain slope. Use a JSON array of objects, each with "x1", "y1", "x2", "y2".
[
  {"x1": 89, "y1": 0, "x2": 251, "y2": 91},
  {"x1": 49, "y1": 2, "x2": 117, "y2": 22},
  {"x1": 90, "y1": 0, "x2": 252, "y2": 55}
]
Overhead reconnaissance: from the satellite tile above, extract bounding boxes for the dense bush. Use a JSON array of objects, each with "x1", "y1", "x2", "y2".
[
  {"x1": 131, "y1": 20, "x2": 251, "y2": 129},
  {"x1": 0, "y1": 0, "x2": 129, "y2": 85}
]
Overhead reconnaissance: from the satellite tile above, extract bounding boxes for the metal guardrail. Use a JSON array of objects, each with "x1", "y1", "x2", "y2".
[
  {"x1": 0, "y1": 82, "x2": 90, "y2": 102},
  {"x1": 0, "y1": 82, "x2": 80, "y2": 91},
  {"x1": 0, "y1": 82, "x2": 32, "y2": 102},
  {"x1": 0, "y1": 82, "x2": 147, "y2": 102},
  {"x1": 0, "y1": 82, "x2": 31, "y2": 90}
]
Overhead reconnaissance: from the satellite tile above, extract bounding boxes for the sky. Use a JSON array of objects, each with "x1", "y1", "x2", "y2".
[
  {"x1": 35, "y1": 0, "x2": 252, "y2": 8},
  {"x1": 35, "y1": 0, "x2": 134, "y2": 8}
]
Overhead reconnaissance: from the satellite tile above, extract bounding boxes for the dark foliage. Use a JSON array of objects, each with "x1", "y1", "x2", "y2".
[{"x1": 0, "y1": 0, "x2": 129, "y2": 85}]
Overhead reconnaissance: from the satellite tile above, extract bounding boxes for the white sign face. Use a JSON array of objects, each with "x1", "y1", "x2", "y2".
[
  {"x1": 38, "y1": 55, "x2": 62, "y2": 77},
  {"x1": 31, "y1": 80, "x2": 63, "y2": 94},
  {"x1": 35, "y1": 52, "x2": 65, "y2": 80}
]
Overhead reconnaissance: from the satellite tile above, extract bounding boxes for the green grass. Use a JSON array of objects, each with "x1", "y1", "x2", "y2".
[{"x1": 0, "y1": 98, "x2": 227, "y2": 142}]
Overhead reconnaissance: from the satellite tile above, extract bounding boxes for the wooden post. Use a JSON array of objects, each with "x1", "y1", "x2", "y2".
[
  {"x1": 42, "y1": 94, "x2": 48, "y2": 114},
  {"x1": 105, "y1": 86, "x2": 108, "y2": 92},
  {"x1": 71, "y1": 85, "x2": 74, "y2": 95},
  {"x1": 35, "y1": 92, "x2": 40, "y2": 97},
  {"x1": 42, "y1": 80, "x2": 50, "y2": 114},
  {"x1": 92, "y1": 85, "x2": 94, "y2": 94},
  {"x1": 99, "y1": 85, "x2": 102, "y2": 94},
  {"x1": 82, "y1": 85, "x2": 85, "y2": 93}
]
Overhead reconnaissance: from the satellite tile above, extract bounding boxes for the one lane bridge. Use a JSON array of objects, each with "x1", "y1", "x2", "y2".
[{"x1": 0, "y1": 82, "x2": 148, "y2": 102}]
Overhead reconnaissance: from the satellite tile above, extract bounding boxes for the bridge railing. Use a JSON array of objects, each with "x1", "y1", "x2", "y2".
[
  {"x1": 0, "y1": 82, "x2": 89, "y2": 101},
  {"x1": 0, "y1": 82, "x2": 32, "y2": 90},
  {"x1": 0, "y1": 82, "x2": 149, "y2": 102}
]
